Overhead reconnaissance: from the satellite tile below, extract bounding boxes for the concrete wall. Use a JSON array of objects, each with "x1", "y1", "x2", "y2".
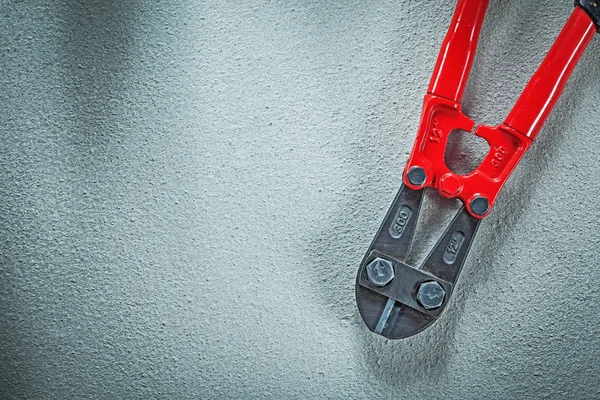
[{"x1": 1, "y1": 0, "x2": 599, "y2": 398}]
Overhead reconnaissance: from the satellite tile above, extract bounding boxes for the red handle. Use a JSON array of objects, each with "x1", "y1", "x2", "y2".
[
  {"x1": 428, "y1": 0, "x2": 490, "y2": 103},
  {"x1": 505, "y1": 7, "x2": 596, "y2": 140}
]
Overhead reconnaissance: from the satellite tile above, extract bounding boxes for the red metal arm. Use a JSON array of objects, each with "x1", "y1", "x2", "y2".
[
  {"x1": 428, "y1": 0, "x2": 490, "y2": 102},
  {"x1": 403, "y1": 3, "x2": 596, "y2": 218}
]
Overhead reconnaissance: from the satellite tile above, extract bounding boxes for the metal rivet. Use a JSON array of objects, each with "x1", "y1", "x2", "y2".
[
  {"x1": 470, "y1": 196, "x2": 490, "y2": 216},
  {"x1": 407, "y1": 167, "x2": 427, "y2": 186}
]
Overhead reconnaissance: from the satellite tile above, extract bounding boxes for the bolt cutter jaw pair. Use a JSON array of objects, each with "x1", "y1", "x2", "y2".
[
  {"x1": 356, "y1": 185, "x2": 480, "y2": 339},
  {"x1": 356, "y1": 0, "x2": 598, "y2": 339}
]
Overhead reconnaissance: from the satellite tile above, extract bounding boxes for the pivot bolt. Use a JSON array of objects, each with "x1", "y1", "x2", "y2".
[
  {"x1": 416, "y1": 281, "x2": 446, "y2": 310},
  {"x1": 439, "y1": 173, "x2": 462, "y2": 197},
  {"x1": 470, "y1": 196, "x2": 490, "y2": 216},
  {"x1": 407, "y1": 166, "x2": 427, "y2": 186},
  {"x1": 366, "y1": 258, "x2": 394, "y2": 287}
]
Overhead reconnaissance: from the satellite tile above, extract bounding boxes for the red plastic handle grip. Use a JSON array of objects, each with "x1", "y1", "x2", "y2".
[
  {"x1": 505, "y1": 7, "x2": 596, "y2": 140},
  {"x1": 428, "y1": 0, "x2": 490, "y2": 103}
]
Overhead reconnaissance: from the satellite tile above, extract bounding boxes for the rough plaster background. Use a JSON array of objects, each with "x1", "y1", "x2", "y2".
[{"x1": 1, "y1": 0, "x2": 600, "y2": 398}]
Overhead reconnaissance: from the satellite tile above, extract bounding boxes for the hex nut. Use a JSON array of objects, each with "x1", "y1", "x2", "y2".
[
  {"x1": 416, "y1": 281, "x2": 446, "y2": 310},
  {"x1": 366, "y1": 258, "x2": 394, "y2": 287}
]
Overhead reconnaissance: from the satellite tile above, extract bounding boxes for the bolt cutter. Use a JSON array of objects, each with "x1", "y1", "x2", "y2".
[{"x1": 355, "y1": 0, "x2": 600, "y2": 339}]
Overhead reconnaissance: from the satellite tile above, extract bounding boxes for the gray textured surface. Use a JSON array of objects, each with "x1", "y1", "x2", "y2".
[{"x1": 1, "y1": 0, "x2": 600, "y2": 399}]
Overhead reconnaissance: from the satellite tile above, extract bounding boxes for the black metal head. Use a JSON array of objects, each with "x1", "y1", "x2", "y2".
[{"x1": 355, "y1": 185, "x2": 481, "y2": 339}]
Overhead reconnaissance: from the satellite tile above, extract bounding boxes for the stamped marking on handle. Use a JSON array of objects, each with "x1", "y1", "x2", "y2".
[
  {"x1": 389, "y1": 205, "x2": 413, "y2": 239},
  {"x1": 443, "y1": 231, "x2": 465, "y2": 264}
]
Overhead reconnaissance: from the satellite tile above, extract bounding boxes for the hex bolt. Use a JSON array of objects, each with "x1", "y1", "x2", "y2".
[
  {"x1": 439, "y1": 173, "x2": 462, "y2": 197},
  {"x1": 407, "y1": 166, "x2": 427, "y2": 186},
  {"x1": 416, "y1": 281, "x2": 446, "y2": 310},
  {"x1": 366, "y1": 258, "x2": 395, "y2": 287},
  {"x1": 470, "y1": 196, "x2": 490, "y2": 216}
]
